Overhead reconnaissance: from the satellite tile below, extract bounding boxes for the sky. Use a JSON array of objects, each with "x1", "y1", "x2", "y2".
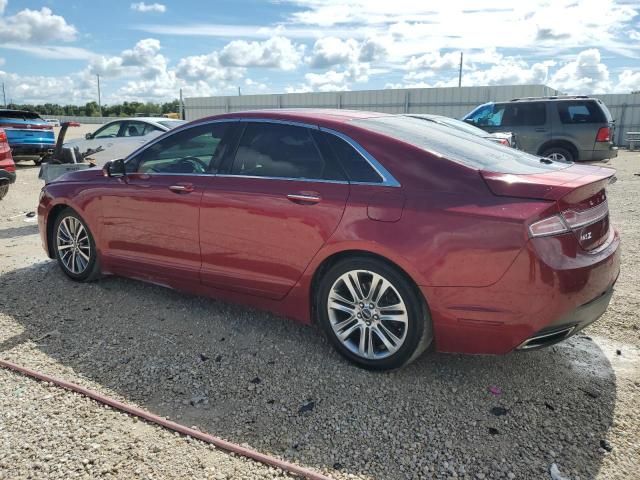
[{"x1": 0, "y1": 0, "x2": 639, "y2": 105}]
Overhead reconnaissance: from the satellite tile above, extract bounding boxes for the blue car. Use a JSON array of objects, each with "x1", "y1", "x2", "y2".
[{"x1": 0, "y1": 109, "x2": 55, "y2": 165}]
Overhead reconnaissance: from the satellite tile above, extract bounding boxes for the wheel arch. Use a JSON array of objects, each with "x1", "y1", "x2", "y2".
[
  {"x1": 537, "y1": 139, "x2": 579, "y2": 161},
  {"x1": 308, "y1": 248, "x2": 429, "y2": 324}
]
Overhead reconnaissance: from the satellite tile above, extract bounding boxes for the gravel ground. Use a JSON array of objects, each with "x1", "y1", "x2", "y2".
[{"x1": 0, "y1": 151, "x2": 639, "y2": 479}]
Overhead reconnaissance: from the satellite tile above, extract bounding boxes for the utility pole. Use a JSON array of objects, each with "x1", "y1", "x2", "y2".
[
  {"x1": 96, "y1": 74, "x2": 102, "y2": 116},
  {"x1": 1, "y1": 82, "x2": 6, "y2": 107},
  {"x1": 458, "y1": 52, "x2": 463, "y2": 88},
  {"x1": 238, "y1": 86, "x2": 241, "y2": 96},
  {"x1": 179, "y1": 88, "x2": 184, "y2": 120}
]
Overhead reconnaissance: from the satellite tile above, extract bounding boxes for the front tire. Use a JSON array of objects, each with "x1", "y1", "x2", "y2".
[
  {"x1": 317, "y1": 257, "x2": 432, "y2": 370},
  {"x1": 53, "y1": 209, "x2": 101, "y2": 281}
]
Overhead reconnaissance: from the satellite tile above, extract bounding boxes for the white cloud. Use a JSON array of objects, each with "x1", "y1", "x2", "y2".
[
  {"x1": 0, "y1": 57, "x2": 4, "y2": 67},
  {"x1": 549, "y1": 49, "x2": 610, "y2": 94},
  {"x1": 219, "y1": 36, "x2": 304, "y2": 70},
  {"x1": 0, "y1": 0, "x2": 6, "y2": 15},
  {"x1": 0, "y1": 5, "x2": 77, "y2": 43},
  {"x1": 307, "y1": 37, "x2": 359, "y2": 68},
  {"x1": 131, "y1": 2, "x2": 166, "y2": 13},
  {"x1": 0, "y1": 44, "x2": 96, "y2": 60},
  {"x1": 615, "y1": 70, "x2": 640, "y2": 93}
]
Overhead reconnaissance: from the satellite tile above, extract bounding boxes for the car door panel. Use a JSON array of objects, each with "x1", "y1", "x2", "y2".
[
  {"x1": 199, "y1": 176, "x2": 349, "y2": 299},
  {"x1": 101, "y1": 173, "x2": 206, "y2": 283}
]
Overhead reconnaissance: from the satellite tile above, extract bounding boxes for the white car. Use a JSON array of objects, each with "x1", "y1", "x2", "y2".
[
  {"x1": 63, "y1": 117, "x2": 185, "y2": 164},
  {"x1": 45, "y1": 119, "x2": 61, "y2": 127}
]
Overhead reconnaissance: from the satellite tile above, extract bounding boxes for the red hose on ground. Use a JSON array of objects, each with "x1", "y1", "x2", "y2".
[{"x1": 0, "y1": 359, "x2": 333, "y2": 480}]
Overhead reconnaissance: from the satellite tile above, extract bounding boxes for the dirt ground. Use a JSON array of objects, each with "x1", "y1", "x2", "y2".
[{"x1": 0, "y1": 150, "x2": 638, "y2": 479}]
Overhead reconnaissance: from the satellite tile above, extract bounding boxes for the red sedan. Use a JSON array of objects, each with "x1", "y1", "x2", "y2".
[{"x1": 38, "y1": 110, "x2": 620, "y2": 369}]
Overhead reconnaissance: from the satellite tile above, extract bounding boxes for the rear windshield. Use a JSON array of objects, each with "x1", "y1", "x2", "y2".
[
  {"x1": 158, "y1": 120, "x2": 186, "y2": 129},
  {"x1": 352, "y1": 116, "x2": 571, "y2": 174},
  {"x1": 0, "y1": 110, "x2": 43, "y2": 120}
]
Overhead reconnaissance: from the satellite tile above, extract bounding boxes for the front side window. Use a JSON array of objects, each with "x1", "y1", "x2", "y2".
[
  {"x1": 230, "y1": 123, "x2": 341, "y2": 180},
  {"x1": 464, "y1": 103, "x2": 505, "y2": 127},
  {"x1": 93, "y1": 122, "x2": 122, "y2": 139},
  {"x1": 557, "y1": 101, "x2": 606, "y2": 124},
  {"x1": 132, "y1": 123, "x2": 229, "y2": 174}
]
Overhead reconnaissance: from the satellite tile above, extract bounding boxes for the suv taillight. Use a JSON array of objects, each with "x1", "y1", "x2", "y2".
[{"x1": 596, "y1": 127, "x2": 610, "y2": 142}]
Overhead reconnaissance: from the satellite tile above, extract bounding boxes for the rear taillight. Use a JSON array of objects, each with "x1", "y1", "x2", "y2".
[
  {"x1": 596, "y1": 127, "x2": 610, "y2": 142},
  {"x1": 0, "y1": 129, "x2": 6, "y2": 142},
  {"x1": 528, "y1": 215, "x2": 569, "y2": 237},
  {"x1": 562, "y1": 200, "x2": 609, "y2": 229},
  {"x1": 528, "y1": 199, "x2": 609, "y2": 239}
]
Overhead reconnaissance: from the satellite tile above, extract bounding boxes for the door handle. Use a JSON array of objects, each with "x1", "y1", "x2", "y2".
[
  {"x1": 169, "y1": 184, "x2": 194, "y2": 194},
  {"x1": 287, "y1": 193, "x2": 321, "y2": 204}
]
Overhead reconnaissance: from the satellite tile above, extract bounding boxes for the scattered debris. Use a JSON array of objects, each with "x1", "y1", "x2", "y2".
[
  {"x1": 616, "y1": 349, "x2": 622, "y2": 356},
  {"x1": 545, "y1": 402, "x2": 556, "y2": 411},
  {"x1": 488, "y1": 427, "x2": 499, "y2": 435},
  {"x1": 215, "y1": 355, "x2": 222, "y2": 363},
  {"x1": 490, "y1": 406, "x2": 508, "y2": 416},
  {"x1": 266, "y1": 399, "x2": 275, "y2": 404},
  {"x1": 199, "y1": 353, "x2": 209, "y2": 362},
  {"x1": 579, "y1": 387, "x2": 600, "y2": 399},
  {"x1": 488, "y1": 385, "x2": 502, "y2": 396},
  {"x1": 549, "y1": 463, "x2": 570, "y2": 480},
  {"x1": 333, "y1": 462, "x2": 343, "y2": 470},
  {"x1": 25, "y1": 211, "x2": 35, "y2": 218},
  {"x1": 189, "y1": 396, "x2": 208, "y2": 407},
  {"x1": 298, "y1": 400, "x2": 315, "y2": 415},
  {"x1": 600, "y1": 439, "x2": 613, "y2": 452},
  {"x1": 33, "y1": 330, "x2": 60, "y2": 342},
  {"x1": 250, "y1": 377, "x2": 261, "y2": 384}
]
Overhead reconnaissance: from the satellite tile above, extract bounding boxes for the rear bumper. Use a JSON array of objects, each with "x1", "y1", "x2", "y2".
[
  {"x1": 0, "y1": 169, "x2": 16, "y2": 184},
  {"x1": 581, "y1": 144, "x2": 618, "y2": 161},
  {"x1": 422, "y1": 229, "x2": 621, "y2": 355},
  {"x1": 516, "y1": 285, "x2": 614, "y2": 350},
  {"x1": 10, "y1": 143, "x2": 55, "y2": 157}
]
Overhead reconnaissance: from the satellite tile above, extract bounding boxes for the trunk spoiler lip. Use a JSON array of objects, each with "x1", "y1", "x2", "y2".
[{"x1": 480, "y1": 164, "x2": 616, "y2": 201}]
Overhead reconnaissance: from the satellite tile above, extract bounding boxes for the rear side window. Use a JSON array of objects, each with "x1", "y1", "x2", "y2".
[
  {"x1": 315, "y1": 131, "x2": 382, "y2": 183},
  {"x1": 501, "y1": 103, "x2": 546, "y2": 126},
  {"x1": 557, "y1": 101, "x2": 606, "y2": 124},
  {"x1": 230, "y1": 123, "x2": 343, "y2": 181},
  {"x1": 353, "y1": 116, "x2": 571, "y2": 175}
]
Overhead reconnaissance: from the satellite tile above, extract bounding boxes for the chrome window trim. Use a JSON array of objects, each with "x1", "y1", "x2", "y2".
[
  {"x1": 319, "y1": 127, "x2": 401, "y2": 187},
  {"x1": 124, "y1": 117, "x2": 401, "y2": 188}
]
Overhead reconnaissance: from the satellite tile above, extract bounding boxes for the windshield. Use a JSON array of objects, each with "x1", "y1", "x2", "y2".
[
  {"x1": 158, "y1": 120, "x2": 186, "y2": 129},
  {"x1": 352, "y1": 115, "x2": 571, "y2": 174}
]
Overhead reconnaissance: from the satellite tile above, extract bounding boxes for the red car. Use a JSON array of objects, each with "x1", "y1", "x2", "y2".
[
  {"x1": 38, "y1": 110, "x2": 620, "y2": 369},
  {"x1": 0, "y1": 128, "x2": 17, "y2": 200}
]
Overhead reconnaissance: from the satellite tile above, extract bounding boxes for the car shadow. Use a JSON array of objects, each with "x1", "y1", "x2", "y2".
[
  {"x1": 0, "y1": 262, "x2": 616, "y2": 480},
  {"x1": 0, "y1": 224, "x2": 38, "y2": 240}
]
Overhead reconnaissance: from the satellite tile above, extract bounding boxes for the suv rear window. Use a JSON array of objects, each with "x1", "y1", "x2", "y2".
[
  {"x1": 556, "y1": 101, "x2": 606, "y2": 124},
  {"x1": 0, "y1": 110, "x2": 42, "y2": 120},
  {"x1": 352, "y1": 116, "x2": 571, "y2": 174}
]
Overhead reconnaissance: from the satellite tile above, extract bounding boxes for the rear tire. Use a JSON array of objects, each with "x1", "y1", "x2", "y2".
[
  {"x1": 541, "y1": 146, "x2": 574, "y2": 163},
  {"x1": 53, "y1": 208, "x2": 101, "y2": 282},
  {"x1": 317, "y1": 257, "x2": 432, "y2": 370},
  {"x1": 0, "y1": 183, "x2": 8, "y2": 201}
]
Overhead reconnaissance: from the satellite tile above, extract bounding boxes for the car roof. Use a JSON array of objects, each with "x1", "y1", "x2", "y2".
[
  {"x1": 197, "y1": 108, "x2": 391, "y2": 126},
  {"x1": 505, "y1": 96, "x2": 596, "y2": 103}
]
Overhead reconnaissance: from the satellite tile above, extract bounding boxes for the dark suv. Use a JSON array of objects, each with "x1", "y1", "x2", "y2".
[{"x1": 462, "y1": 96, "x2": 617, "y2": 162}]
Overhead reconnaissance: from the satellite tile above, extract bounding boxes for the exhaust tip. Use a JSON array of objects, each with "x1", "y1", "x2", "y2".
[{"x1": 517, "y1": 325, "x2": 576, "y2": 350}]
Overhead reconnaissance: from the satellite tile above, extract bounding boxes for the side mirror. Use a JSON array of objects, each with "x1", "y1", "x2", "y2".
[
  {"x1": 463, "y1": 118, "x2": 475, "y2": 125},
  {"x1": 85, "y1": 132, "x2": 94, "y2": 140},
  {"x1": 102, "y1": 158, "x2": 126, "y2": 178}
]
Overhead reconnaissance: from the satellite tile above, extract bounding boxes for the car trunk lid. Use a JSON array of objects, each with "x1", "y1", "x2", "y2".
[{"x1": 481, "y1": 164, "x2": 615, "y2": 251}]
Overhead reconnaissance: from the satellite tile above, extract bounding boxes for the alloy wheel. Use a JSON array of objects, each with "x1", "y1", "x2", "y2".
[
  {"x1": 327, "y1": 269, "x2": 409, "y2": 360},
  {"x1": 546, "y1": 152, "x2": 567, "y2": 162},
  {"x1": 56, "y1": 216, "x2": 91, "y2": 275}
]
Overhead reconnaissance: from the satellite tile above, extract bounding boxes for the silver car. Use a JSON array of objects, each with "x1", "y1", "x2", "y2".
[{"x1": 64, "y1": 117, "x2": 185, "y2": 164}]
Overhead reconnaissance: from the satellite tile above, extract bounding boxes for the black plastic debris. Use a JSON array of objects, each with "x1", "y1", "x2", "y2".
[
  {"x1": 490, "y1": 406, "x2": 508, "y2": 416},
  {"x1": 298, "y1": 400, "x2": 315, "y2": 415},
  {"x1": 250, "y1": 377, "x2": 261, "y2": 384},
  {"x1": 199, "y1": 353, "x2": 210, "y2": 362},
  {"x1": 600, "y1": 439, "x2": 613, "y2": 452},
  {"x1": 488, "y1": 427, "x2": 499, "y2": 435}
]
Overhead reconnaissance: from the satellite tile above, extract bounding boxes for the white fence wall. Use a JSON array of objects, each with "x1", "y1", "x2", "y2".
[
  {"x1": 185, "y1": 85, "x2": 640, "y2": 147},
  {"x1": 54, "y1": 115, "x2": 113, "y2": 124}
]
